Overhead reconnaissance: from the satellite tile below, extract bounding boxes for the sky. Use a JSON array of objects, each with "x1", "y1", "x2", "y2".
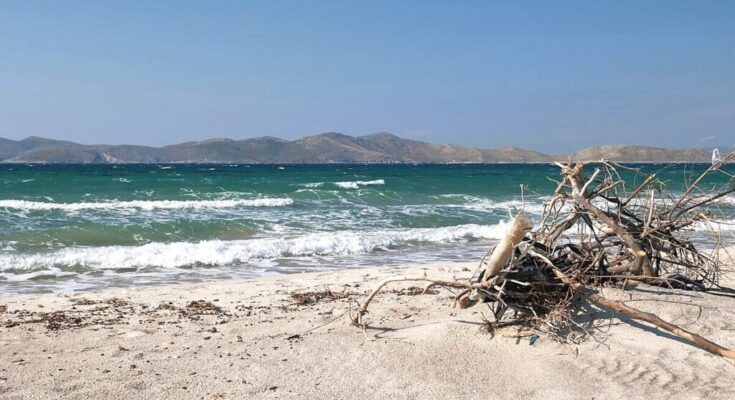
[{"x1": 0, "y1": 1, "x2": 733, "y2": 153}]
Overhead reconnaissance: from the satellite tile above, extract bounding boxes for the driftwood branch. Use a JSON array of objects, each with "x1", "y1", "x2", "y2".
[
  {"x1": 351, "y1": 276, "x2": 480, "y2": 326},
  {"x1": 352, "y1": 160, "x2": 735, "y2": 359},
  {"x1": 586, "y1": 291, "x2": 735, "y2": 359}
]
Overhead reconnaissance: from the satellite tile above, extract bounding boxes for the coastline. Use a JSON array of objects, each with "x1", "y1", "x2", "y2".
[
  {"x1": 2, "y1": 259, "x2": 735, "y2": 399},
  {"x1": 0, "y1": 160, "x2": 727, "y2": 165},
  {"x1": 1, "y1": 133, "x2": 728, "y2": 164}
]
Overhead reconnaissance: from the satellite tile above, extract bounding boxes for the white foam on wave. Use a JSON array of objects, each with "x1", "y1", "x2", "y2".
[
  {"x1": 691, "y1": 219, "x2": 735, "y2": 232},
  {"x1": 0, "y1": 198, "x2": 294, "y2": 211},
  {"x1": 438, "y1": 194, "x2": 547, "y2": 214},
  {"x1": 303, "y1": 182, "x2": 325, "y2": 188},
  {"x1": 466, "y1": 199, "x2": 546, "y2": 214},
  {"x1": 2, "y1": 270, "x2": 78, "y2": 282},
  {"x1": 0, "y1": 223, "x2": 509, "y2": 273},
  {"x1": 334, "y1": 179, "x2": 385, "y2": 189}
]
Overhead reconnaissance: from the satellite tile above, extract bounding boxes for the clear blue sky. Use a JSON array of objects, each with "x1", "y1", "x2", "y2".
[{"x1": 1, "y1": 1, "x2": 733, "y2": 152}]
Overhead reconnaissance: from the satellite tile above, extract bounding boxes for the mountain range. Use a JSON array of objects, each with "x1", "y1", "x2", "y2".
[{"x1": 0, "y1": 132, "x2": 727, "y2": 164}]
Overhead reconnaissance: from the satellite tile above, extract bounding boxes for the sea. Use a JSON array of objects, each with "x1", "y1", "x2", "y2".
[{"x1": 1, "y1": 163, "x2": 733, "y2": 295}]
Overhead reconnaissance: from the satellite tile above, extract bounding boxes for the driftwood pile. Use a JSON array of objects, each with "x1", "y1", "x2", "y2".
[{"x1": 352, "y1": 158, "x2": 735, "y2": 359}]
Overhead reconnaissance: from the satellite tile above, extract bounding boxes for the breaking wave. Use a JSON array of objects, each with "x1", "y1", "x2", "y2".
[
  {"x1": 438, "y1": 194, "x2": 547, "y2": 214},
  {"x1": 300, "y1": 179, "x2": 385, "y2": 189},
  {"x1": 334, "y1": 179, "x2": 385, "y2": 189},
  {"x1": 691, "y1": 218, "x2": 735, "y2": 232},
  {"x1": 0, "y1": 198, "x2": 294, "y2": 211},
  {"x1": 0, "y1": 223, "x2": 508, "y2": 274}
]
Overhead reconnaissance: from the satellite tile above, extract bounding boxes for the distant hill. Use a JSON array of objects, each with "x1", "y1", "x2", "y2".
[
  {"x1": 0, "y1": 133, "x2": 729, "y2": 164},
  {"x1": 569, "y1": 145, "x2": 712, "y2": 163}
]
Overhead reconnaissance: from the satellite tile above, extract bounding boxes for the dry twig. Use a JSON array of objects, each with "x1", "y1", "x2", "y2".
[{"x1": 353, "y1": 158, "x2": 735, "y2": 359}]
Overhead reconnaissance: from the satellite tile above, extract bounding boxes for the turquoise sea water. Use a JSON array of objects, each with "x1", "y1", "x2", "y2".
[{"x1": 1, "y1": 163, "x2": 732, "y2": 295}]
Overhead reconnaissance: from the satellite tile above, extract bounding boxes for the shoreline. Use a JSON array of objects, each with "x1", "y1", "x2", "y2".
[
  {"x1": 2, "y1": 260, "x2": 735, "y2": 399},
  {"x1": 0, "y1": 260, "x2": 478, "y2": 307}
]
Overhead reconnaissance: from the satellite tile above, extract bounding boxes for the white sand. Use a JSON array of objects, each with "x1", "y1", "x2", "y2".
[{"x1": 1, "y1": 261, "x2": 735, "y2": 399}]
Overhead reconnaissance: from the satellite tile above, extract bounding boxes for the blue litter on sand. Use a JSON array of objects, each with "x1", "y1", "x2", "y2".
[{"x1": 529, "y1": 334, "x2": 539, "y2": 346}]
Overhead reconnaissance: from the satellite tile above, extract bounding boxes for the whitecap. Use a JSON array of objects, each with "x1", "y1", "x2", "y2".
[
  {"x1": 0, "y1": 198, "x2": 294, "y2": 211},
  {"x1": 691, "y1": 218, "x2": 735, "y2": 232},
  {"x1": 334, "y1": 179, "x2": 385, "y2": 189},
  {"x1": 436, "y1": 194, "x2": 547, "y2": 214},
  {"x1": 0, "y1": 223, "x2": 509, "y2": 273}
]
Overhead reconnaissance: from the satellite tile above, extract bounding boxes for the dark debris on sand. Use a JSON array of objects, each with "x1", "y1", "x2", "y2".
[
  {"x1": 390, "y1": 286, "x2": 439, "y2": 296},
  {"x1": 290, "y1": 289, "x2": 355, "y2": 306},
  {"x1": 1, "y1": 297, "x2": 232, "y2": 331},
  {"x1": 180, "y1": 300, "x2": 227, "y2": 318},
  {"x1": 3, "y1": 308, "x2": 125, "y2": 331}
]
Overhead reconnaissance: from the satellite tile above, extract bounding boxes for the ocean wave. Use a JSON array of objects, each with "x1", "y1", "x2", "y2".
[
  {"x1": 464, "y1": 199, "x2": 545, "y2": 214},
  {"x1": 0, "y1": 223, "x2": 508, "y2": 272},
  {"x1": 438, "y1": 194, "x2": 547, "y2": 214},
  {"x1": 334, "y1": 179, "x2": 385, "y2": 189},
  {"x1": 0, "y1": 198, "x2": 294, "y2": 211},
  {"x1": 299, "y1": 179, "x2": 385, "y2": 190},
  {"x1": 691, "y1": 219, "x2": 735, "y2": 232}
]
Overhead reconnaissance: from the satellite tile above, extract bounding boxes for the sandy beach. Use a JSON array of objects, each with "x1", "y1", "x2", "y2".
[
  {"x1": 3, "y1": 1, "x2": 733, "y2": 398},
  {"x1": 1, "y1": 259, "x2": 734, "y2": 400}
]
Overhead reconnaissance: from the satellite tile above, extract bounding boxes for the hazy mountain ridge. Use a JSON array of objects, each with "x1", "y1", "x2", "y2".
[{"x1": 0, "y1": 133, "x2": 727, "y2": 164}]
